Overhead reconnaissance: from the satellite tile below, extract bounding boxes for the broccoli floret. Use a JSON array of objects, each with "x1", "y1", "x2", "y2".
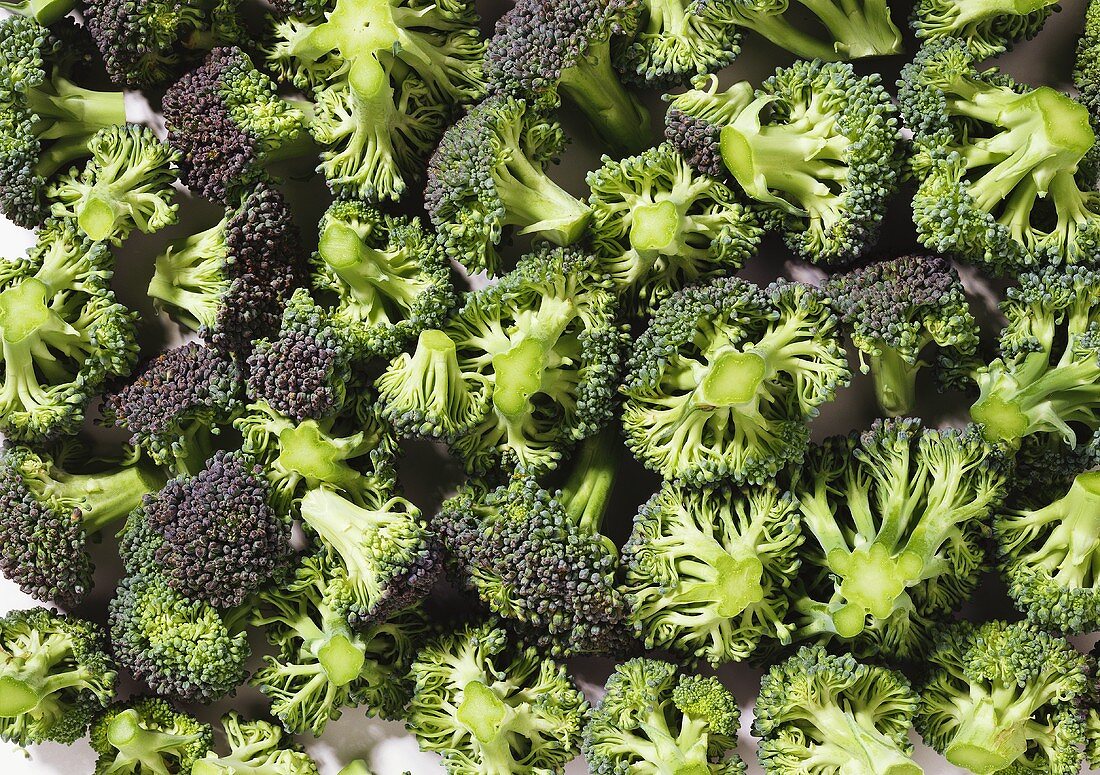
[
  {"x1": 312, "y1": 201, "x2": 455, "y2": 359},
  {"x1": 251, "y1": 553, "x2": 429, "y2": 735},
  {"x1": 621, "y1": 480, "x2": 801, "y2": 666},
  {"x1": 485, "y1": 0, "x2": 650, "y2": 152},
  {"x1": 916, "y1": 620, "x2": 1088, "y2": 775},
  {"x1": 406, "y1": 621, "x2": 587, "y2": 775},
  {"x1": 89, "y1": 697, "x2": 213, "y2": 775},
  {"x1": 792, "y1": 418, "x2": 1008, "y2": 659},
  {"x1": 262, "y1": 0, "x2": 485, "y2": 202},
  {"x1": 0, "y1": 17, "x2": 127, "y2": 228},
  {"x1": 0, "y1": 440, "x2": 163, "y2": 607},
  {"x1": 970, "y1": 265, "x2": 1100, "y2": 447},
  {"x1": 192, "y1": 713, "x2": 320, "y2": 775},
  {"x1": 147, "y1": 182, "x2": 306, "y2": 359},
  {"x1": 664, "y1": 64, "x2": 902, "y2": 267},
  {"x1": 586, "y1": 142, "x2": 763, "y2": 315},
  {"x1": 0, "y1": 0, "x2": 74, "y2": 25},
  {"x1": 900, "y1": 38, "x2": 1100, "y2": 274},
  {"x1": 1076, "y1": 0, "x2": 1100, "y2": 131},
  {"x1": 825, "y1": 254, "x2": 980, "y2": 417},
  {"x1": 621, "y1": 276, "x2": 849, "y2": 486},
  {"x1": 912, "y1": 0, "x2": 1060, "y2": 59},
  {"x1": 0, "y1": 607, "x2": 115, "y2": 747},
  {"x1": 163, "y1": 46, "x2": 314, "y2": 205},
  {"x1": 424, "y1": 96, "x2": 591, "y2": 276},
  {"x1": 583, "y1": 657, "x2": 744, "y2": 775},
  {"x1": 754, "y1": 645, "x2": 921, "y2": 775}
]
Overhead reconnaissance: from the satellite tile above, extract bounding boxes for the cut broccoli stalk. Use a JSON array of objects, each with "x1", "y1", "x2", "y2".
[
  {"x1": 0, "y1": 0, "x2": 76, "y2": 24},
  {"x1": 274, "y1": 420, "x2": 365, "y2": 493},
  {"x1": 104, "y1": 708, "x2": 206, "y2": 772},
  {"x1": 802, "y1": 700, "x2": 923, "y2": 775},
  {"x1": 0, "y1": 643, "x2": 98, "y2": 717},
  {"x1": 558, "y1": 39, "x2": 651, "y2": 153},
  {"x1": 868, "y1": 347, "x2": 921, "y2": 417},
  {"x1": 490, "y1": 296, "x2": 580, "y2": 419},
  {"x1": 943, "y1": 698, "x2": 1029, "y2": 774},
  {"x1": 494, "y1": 140, "x2": 591, "y2": 246},
  {"x1": 26, "y1": 80, "x2": 127, "y2": 177}
]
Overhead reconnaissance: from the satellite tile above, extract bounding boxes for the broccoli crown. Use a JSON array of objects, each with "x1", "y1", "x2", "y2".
[
  {"x1": 621, "y1": 276, "x2": 849, "y2": 485},
  {"x1": 1077, "y1": 0, "x2": 1100, "y2": 131},
  {"x1": 424, "y1": 96, "x2": 590, "y2": 276},
  {"x1": 147, "y1": 182, "x2": 306, "y2": 359},
  {"x1": 192, "y1": 712, "x2": 320, "y2": 775},
  {"x1": 899, "y1": 37, "x2": 1100, "y2": 274},
  {"x1": 108, "y1": 572, "x2": 250, "y2": 704},
  {"x1": 665, "y1": 64, "x2": 902, "y2": 267},
  {"x1": 916, "y1": 620, "x2": 1088, "y2": 775},
  {"x1": 251, "y1": 552, "x2": 430, "y2": 735},
  {"x1": 970, "y1": 264, "x2": 1100, "y2": 447},
  {"x1": 163, "y1": 46, "x2": 312, "y2": 204},
  {"x1": 313, "y1": 201, "x2": 455, "y2": 359},
  {"x1": 0, "y1": 607, "x2": 116, "y2": 746},
  {"x1": 825, "y1": 254, "x2": 980, "y2": 416},
  {"x1": 792, "y1": 418, "x2": 1009, "y2": 659},
  {"x1": 586, "y1": 142, "x2": 763, "y2": 315},
  {"x1": 406, "y1": 621, "x2": 587, "y2": 775},
  {"x1": 753, "y1": 645, "x2": 920, "y2": 775},
  {"x1": 0, "y1": 0, "x2": 75, "y2": 25},
  {"x1": 82, "y1": 0, "x2": 245, "y2": 87},
  {"x1": 89, "y1": 697, "x2": 213, "y2": 775},
  {"x1": 621, "y1": 480, "x2": 802, "y2": 666},
  {"x1": 0, "y1": 440, "x2": 163, "y2": 607},
  {"x1": 912, "y1": 0, "x2": 1060, "y2": 60},
  {"x1": 583, "y1": 657, "x2": 744, "y2": 775}
]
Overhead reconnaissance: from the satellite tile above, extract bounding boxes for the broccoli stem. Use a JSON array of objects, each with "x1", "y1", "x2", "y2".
[
  {"x1": 455, "y1": 681, "x2": 517, "y2": 775},
  {"x1": 497, "y1": 147, "x2": 591, "y2": 246},
  {"x1": 869, "y1": 348, "x2": 920, "y2": 417},
  {"x1": 26, "y1": 80, "x2": 126, "y2": 176},
  {"x1": 147, "y1": 223, "x2": 228, "y2": 331},
  {"x1": 729, "y1": 13, "x2": 842, "y2": 62},
  {"x1": 943, "y1": 696, "x2": 1031, "y2": 774},
  {"x1": 0, "y1": 635, "x2": 94, "y2": 716},
  {"x1": 273, "y1": 420, "x2": 366, "y2": 492},
  {"x1": 491, "y1": 295, "x2": 579, "y2": 419},
  {"x1": 1017, "y1": 471, "x2": 1100, "y2": 584},
  {"x1": 558, "y1": 40, "x2": 651, "y2": 153},
  {"x1": 105, "y1": 709, "x2": 202, "y2": 771},
  {"x1": 558, "y1": 428, "x2": 620, "y2": 537},
  {"x1": 0, "y1": 0, "x2": 76, "y2": 24},
  {"x1": 797, "y1": 0, "x2": 902, "y2": 58},
  {"x1": 808, "y1": 703, "x2": 923, "y2": 775},
  {"x1": 41, "y1": 462, "x2": 165, "y2": 535},
  {"x1": 317, "y1": 221, "x2": 426, "y2": 322}
]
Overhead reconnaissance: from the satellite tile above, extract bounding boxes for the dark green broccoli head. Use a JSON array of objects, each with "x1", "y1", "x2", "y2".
[
  {"x1": 89, "y1": 697, "x2": 213, "y2": 775},
  {"x1": 1077, "y1": 0, "x2": 1100, "y2": 131},
  {"x1": 192, "y1": 712, "x2": 320, "y2": 775},
  {"x1": 913, "y1": 0, "x2": 1060, "y2": 60}
]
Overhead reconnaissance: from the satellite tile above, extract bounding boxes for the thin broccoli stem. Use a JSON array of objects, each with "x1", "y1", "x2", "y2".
[
  {"x1": 496, "y1": 146, "x2": 591, "y2": 246},
  {"x1": 43, "y1": 463, "x2": 164, "y2": 535},
  {"x1": 559, "y1": 428, "x2": 620, "y2": 536},
  {"x1": 797, "y1": 0, "x2": 902, "y2": 58},
  {"x1": 558, "y1": 40, "x2": 650, "y2": 154},
  {"x1": 869, "y1": 349, "x2": 921, "y2": 417},
  {"x1": 27, "y1": 78, "x2": 126, "y2": 142},
  {"x1": 730, "y1": 13, "x2": 840, "y2": 61}
]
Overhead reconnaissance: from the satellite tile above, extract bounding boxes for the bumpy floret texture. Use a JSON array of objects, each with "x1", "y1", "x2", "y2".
[
  {"x1": 89, "y1": 697, "x2": 213, "y2": 775},
  {"x1": 192, "y1": 712, "x2": 320, "y2": 775},
  {"x1": 913, "y1": 0, "x2": 1060, "y2": 60},
  {"x1": 1077, "y1": 0, "x2": 1100, "y2": 131}
]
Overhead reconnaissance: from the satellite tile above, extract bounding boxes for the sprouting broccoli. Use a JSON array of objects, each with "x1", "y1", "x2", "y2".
[
  {"x1": 916, "y1": 620, "x2": 1088, "y2": 775},
  {"x1": 377, "y1": 245, "x2": 627, "y2": 474},
  {"x1": 620, "y1": 480, "x2": 801, "y2": 666},
  {"x1": 262, "y1": 0, "x2": 485, "y2": 203},
  {"x1": 912, "y1": 0, "x2": 1060, "y2": 59},
  {"x1": 0, "y1": 17, "x2": 128, "y2": 228},
  {"x1": 582, "y1": 657, "x2": 744, "y2": 774},
  {"x1": 899, "y1": 37, "x2": 1100, "y2": 274},
  {"x1": 406, "y1": 621, "x2": 587, "y2": 775},
  {"x1": 0, "y1": 440, "x2": 163, "y2": 607},
  {"x1": 46, "y1": 124, "x2": 179, "y2": 245},
  {"x1": 485, "y1": 0, "x2": 650, "y2": 153},
  {"x1": 0, "y1": 607, "x2": 115, "y2": 747},
  {"x1": 753, "y1": 645, "x2": 922, "y2": 775},
  {"x1": 1076, "y1": 0, "x2": 1100, "y2": 131},
  {"x1": 825, "y1": 254, "x2": 980, "y2": 417},
  {"x1": 621, "y1": 276, "x2": 849, "y2": 486},
  {"x1": 89, "y1": 697, "x2": 213, "y2": 775},
  {"x1": 0, "y1": 0, "x2": 74, "y2": 25},
  {"x1": 312, "y1": 201, "x2": 455, "y2": 359},
  {"x1": 163, "y1": 46, "x2": 314, "y2": 204},
  {"x1": 191, "y1": 713, "x2": 320, "y2": 775},
  {"x1": 664, "y1": 64, "x2": 902, "y2": 267},
  {"x1": 424, "y1": 96, "x2": 591, "y2": 276},
  {"x1": 792, "y1": 418, "x2": 1008, "y2": 659},
  {"x1": 147, "y1": 182, "x2": 306, "y2": 359},
  {"x1": 970, "y1": 265, "x2": 1100, "y2": 448},
  {"x1": 586, "y1": 142, "x2": 763, "y2": 315},
  {"x1": 251, "y1": 553, "x2": 429, "y2": 735}
]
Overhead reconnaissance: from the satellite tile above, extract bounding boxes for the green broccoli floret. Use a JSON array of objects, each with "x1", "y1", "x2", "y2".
[
  {"x1": 825, "y1": 254, "x2": 980, "y2": 417},
  {"x1": 621, "y1": 480, "x2": 801, "y2": 666},
  {"x1": 621, "y1": 276, "x2": 849, "y2": 486},
  {"x1": 192, "y1": 713, "x2": 320, "y2": 775},
  {"x1": 313, "y1": 201, "x2": 455, "y2": 359},
  {"x1": 916, "y1": 620, "x2": 1088, "y2": 775},
  {"x1": 89, "y1": 697, "x2": 212, "y2": 775},
  {"x1": 664, "y1": 63, "x2": 902, "y2": 267},
  {"x1": 900, "y1": 37, "x2": 1100, "y2": 275},
  {"x1": 0, "y1": 607, "x2": 115, "y2": 747},
  {"x1": 792, "y1": 418, "x2": 1008, "y2": 659},
  {"x1": 586, "y1": 142, "x2": 763, "y2": 315},
  {"x1": 0, "y1": 0, "x2": 74, "y2": 25},
  {"x1": 424, "y1": 96, "x2": 591, "y2": 276},
  {"x1": 912, "y1": 0, "x2": 1060, "y2": 59},
  {"x1": 1076, "y1": 0, "x2": 1100, "y2": 131},
  {"x1": 583, "y1": 657, "x2": 744, "y2": 774},
  {"x1": 754, "y1": 645, "x2": 921, "y2": 775},
  {"x1": 406, "y1": 621, "x2": 587, "y2": 775}
]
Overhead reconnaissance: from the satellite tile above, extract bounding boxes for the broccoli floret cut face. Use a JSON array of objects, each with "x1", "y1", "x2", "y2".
[
  {"x1": 825, "y1": 254, "x2": 980, "y2": 417},
  {"x1": 586, "y1": 142, "x2": 763, "y2": 315},
  {"x1": 916, "y1": 620, "x2": 1088, "y2": 775},
  {"x1": 621, "y1": 276, "x2": 849, "y2": 486},
  {"x1": 621, "y1": 481, "x2": 801, "y2": 666},
  {"x1": 583, "y1": 657, "x2": 744, "y2": 775},
  {"x1": 912, "y1": 0, "x2": 1060, "y2": 60},
  {"x1": 753, "y1": 645, "x2": 921, "y2": 775},
  {"x1": 407, "y1": 622, "x2": 587, "y2": 775},
  {"x1": 313, "y1": 201, "x2": 455, "y2": 359},
  {"x1": 89, "y1": 697, "x2": 213, "y2": 775},
  {"x1": 164, "y1": 46, "x2": 314, "y2": 204},
  {"x1": 192, "y1": 713, "x2": 320, "y2": 775},
  {"x1": 900, "y1": 38, "x2": 1100, "y2": 274},
  {"x1": 0, "y1": 607, "x2": 116, "y2": 747},
  {"x1": 425, "y1": 97, "x2": 591, "y2": 276},
  {"x1": 0, "y1": 0, "x2": 75, "y2": 25}
]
